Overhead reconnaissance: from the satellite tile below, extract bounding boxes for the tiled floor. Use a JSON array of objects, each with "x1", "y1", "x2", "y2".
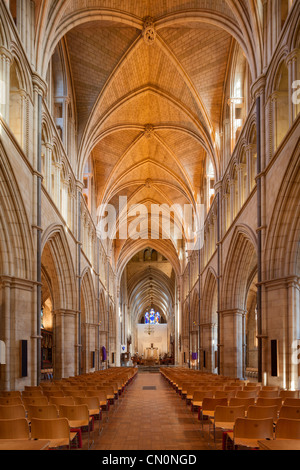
[{"x1": 88, "y1": 372, "x2": 211, "y2": 451}]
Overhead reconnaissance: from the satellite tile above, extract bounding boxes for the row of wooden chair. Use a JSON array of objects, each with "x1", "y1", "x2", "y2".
[
  {"x1": 203, "y1": 401, "x2": 300, "y2": 448},
  {"x1": 0, "y1": 403, "x2": 96, "y2": 448},
  {"x1": 161, "y1": 367, "x2": 300, "y2": 450},
  {"x1": 0, "y1": 367, "x2": 138, "y2": 449}
]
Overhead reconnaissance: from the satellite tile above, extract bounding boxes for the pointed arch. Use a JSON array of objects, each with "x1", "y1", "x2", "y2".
[
  {"x1": 41, "y1": 224, "x2": 77, "y2": 312},
  {"x1": 222, "y1": 225, "x2": 257, "y2": 311}
]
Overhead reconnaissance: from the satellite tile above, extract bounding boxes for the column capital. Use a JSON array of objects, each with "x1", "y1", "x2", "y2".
[
  {"x1": 286, "y1": 48, "x2": 299, "y2": 65},
  {"x1": 0, "y1": 46, "x2": 12, "y2": 62},
  {"x1": 251, "y1": 74, "x2": 266, "y2": 100},
  {"x1": 32, "y1": 73, "x2": 48, "y2": 98}
]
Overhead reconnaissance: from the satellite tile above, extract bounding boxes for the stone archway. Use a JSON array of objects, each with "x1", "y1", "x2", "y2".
[
  {"x1": 41, "y1": 225, "x2": 77, "y2": 379},
  {"x1": 221, "y1": 226, "x2": 257, "y2": 378}
]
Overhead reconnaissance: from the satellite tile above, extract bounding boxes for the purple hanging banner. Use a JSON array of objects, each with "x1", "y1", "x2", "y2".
[
  {"x1": 192, "y1": 353, "x2": 198, "y2": 361},
  {"x1": 102, "y1": 347, "x2": 107, "y2": 362}
]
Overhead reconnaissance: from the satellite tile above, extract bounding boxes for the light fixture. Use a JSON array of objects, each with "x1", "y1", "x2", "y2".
[{"x1": 144, "y1": 323, "x2": 155, "y2": 336}]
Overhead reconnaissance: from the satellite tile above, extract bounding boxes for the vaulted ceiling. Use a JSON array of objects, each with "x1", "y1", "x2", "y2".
[{"x1": 40, "y1": 0, "x2": 259, "y2": 277}]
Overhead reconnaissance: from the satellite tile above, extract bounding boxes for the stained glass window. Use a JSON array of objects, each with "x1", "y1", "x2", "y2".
[{"x1": 145, "y1": 309, "x2": 161, "y2": 324}]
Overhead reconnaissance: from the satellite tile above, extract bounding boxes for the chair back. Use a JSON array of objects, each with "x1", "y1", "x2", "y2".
[
  {"x1": 86, "y1": 390, "x2": 108, "y2": 404},
  {"x1": 202, "y1": 398, "x2": 228, "y2": 411},
  {"x1": 49, "y1": 397, "x2": 75, "y2": 406},
  {"x1": 27, "y1": 405, "x2": 59, "y2": 420},
  {"x1": 215, "y1": 391, "x2": 236, "y2": 400},
  {"x1": 214, "y1": 405, "x2": 246, "y2": 423},
  {"x1": 234, "y1": 418, "x2": 274, "y2": 439},
  {"x1": 193, "y1": 391, "x2": 213, "y2": 402},
  {"x1": 236, "y1": 391, "x2": 258, "y2": 399},
  {"x1": 24, "y1": 386, "x2": 42, "y2": 392},
  {"x1": 0, "y1": 391, "x2": 22, "y2": 398},
  {"x1": 247, "y1": 405, "x2": 278, "y2": 421},
  {"x1": 0, "y1": 418, "x2": 30, "y2": 439},
  {"x1": 280, "y1": 391, "x2": 299, "y2": 400},
  {"x1": 284, "y1": 398, "x2": 300, "y2": 407},
  {"x1": 258, "y1": 390, "x2": 279, "y2": 398},
  {"x1": 262, "y1": 386, "x2": 279, "y2": 392},
  {"x1": 0, "y1": 397, "x2": 23, "y2": 406},
  {"x1": 0, "y1": 405, "x2": 26, "y2": 420},
  {"x1": 276, "y1": 418, "x2": 300, "y2": 439},
  {"x1": 31, "y1": 417, "x2": 70, "y2": 440},
  {"x1": 279, "y1": 406, "x2": 300, "y2": 420},
  {"x1": 64, "y1": 390, "x2": 86, "y2": 398},
  {"x1": 22, "y1": 397, "x2": 49, "y2": 408},
  {"x1": 74, "y1": 396, "x2": 100, "y2": 410},
  {"x1": 22, "y1": 390, "x2": 44, "y2": 398},
  {"x1": 43, "y1": 390, "x2": 65, "y2": 398},
  {"x1": 59, "y1": 404, "x2": 89, "y2": 422},
  {"x1": 256, "y1": 397, "x2": 282, "y2": 411},
  {"x1": 229, "y1": 398, "x2": 256, "y2": 410}
]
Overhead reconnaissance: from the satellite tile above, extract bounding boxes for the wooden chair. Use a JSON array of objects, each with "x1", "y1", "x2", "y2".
[
  {"x1": 0, "y1": 397, "x2": 23, "y2": 406},
  {"x1": 224, "y1": 386, "x2": 243, "y2": 392},
  {"x1": 215, "y1": 391, "x2": 236, "y2": 401},
  {"x1": 49, "y1": 397, "x2": 75, "y2": 407},
  {"x1": 58, "y1": 404, "x2": 93, "y2": 449},
  {"x1": 233, "y1": 418, "x2": 274, "y2": 449},
  {"x1": 276, "y1": 418, "x2": 300, "y2": 440},
  {"x1": 22, "y1": 397, "x2": 49, "y2": 410},
  {"x1": 22, "y1": 390, "x2": 44, "y2": 398},
  {"x1": 99, "y1": 387, "x2": 115, "y2": 406},
  {"x1": 247, "y1": 405, "x2": 279, "y2": 423},
  {"x1": 85, "y1": 390, "x2": 109, "y2": 422},
  {"x1": 24, "y1": 386, "x2": 42, "y2": 392},
  {"x1": 64, "y1": 390, "x2": 86, "y2": 398},
  {"x1": 258, "y1": 390, "x2": 279, "y2": 398},
  {"x1": 280, "y1": 391, "x2": 299, "y2": 401},
  {"x1": 236, "y1": 391, "x2": 258, "y2": 399},
  {"x1": 279, "y1": 406, "x2": 300, "y2": 420},
  {"x1": 0, "y1": 405, "x2": 26, "y2": 420},
  {"x1": 256, "y1": 397, "x2": 282, "y2": 413},
  {"x1": 27, "y1": 405, "x2": 59, "y2": 421},
  {"x1": 191, "y1": 391, "x2": 214, "y2": 414},
  {"x1": 245, "y1": 384, "x2": 262, "y2": 390},
  {"x1": 0, "y1": 418, "x2": 30, "y2": 439},
  {"x1": 200, "y1": 398, "x2": 228, "y2": 434},
  {"x1": 283, "y1": 398, "x2": 300, "y2": 407},
  {"x1": 74, "y1": 397, "x2": 102, "y2": 434},
  {"x1": 262, "y1": 386, "x2": 279, "y2": 392},
  {"x1": 43, "y1": 390, "x2": 65, "y2": 399},
  {"x1": 30, "y1": 418, "x2": 74, "y2": 449},
  {"x1": 0, "y1": 391, "x2": 22, "y2": 398},
  {"x1": 229, "y1": 397, "x2": 256, "y2": 412},
  {"x1": 210, "y1": 405, "x2": 246, "y2": 448}
]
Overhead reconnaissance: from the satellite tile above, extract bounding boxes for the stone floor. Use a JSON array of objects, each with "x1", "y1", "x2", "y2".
[{"x1": 81, "y1": 372, "x2": 214, "y2": 451}]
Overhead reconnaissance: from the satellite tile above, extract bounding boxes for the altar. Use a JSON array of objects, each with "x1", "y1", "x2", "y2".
[
  {"x1": 137, "y1": 324, "x2": 168, "y2": 359},
  {"x1": 145, "y1": 345, "x2": 159, "y2": 360}
]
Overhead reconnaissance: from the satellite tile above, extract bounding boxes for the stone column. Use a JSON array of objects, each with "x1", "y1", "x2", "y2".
[
  {"x1": 45, "y1": 143, "x2": 53, "y2": 193},
  {"x1": 53, "y1": 309, "x2": 77, "y2": 379},
  {"x1": 63, "y1": 310, "x2": 77, "y2": 378},
  {"x1": 229, "y1": 180, "x2": 235, "y2": 225},
  {"x1": 221, "y1": 309, "x2": 246, "y2": 379},
  {"x1": 0, "y1": 278, "x2": 11, "y2": 391},
  {"x1": 237, "y1": 163, "x2": 245, "y2": 207}
]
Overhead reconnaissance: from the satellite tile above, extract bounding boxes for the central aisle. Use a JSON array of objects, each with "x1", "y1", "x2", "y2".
[{"x1": 94, "y1": 372, "x2": 209, "y2": 451}]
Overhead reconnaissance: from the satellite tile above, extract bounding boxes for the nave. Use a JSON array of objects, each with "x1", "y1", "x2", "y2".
[{"x1": 93, "y1": 372, "x2": 209, "y2": 451}]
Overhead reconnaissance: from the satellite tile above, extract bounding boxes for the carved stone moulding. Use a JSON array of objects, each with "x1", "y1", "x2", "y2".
[{"x1": 143, "y1": 17, "x2": 157, "y2": 45}]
